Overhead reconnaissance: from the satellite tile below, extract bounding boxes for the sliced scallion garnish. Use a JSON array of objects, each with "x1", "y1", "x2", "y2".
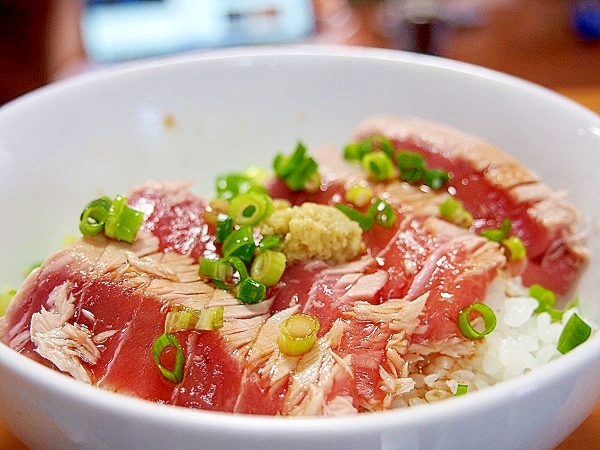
[
  {"x1": 108, "y1": 195, "x2": 144, "y2": 243},
  {"x1": 334, "y1": 204, "x2": 374, "y2": 231},
  {"x1": 557, "y1": 313, "x2": 592, "y2": 354},
  {"x1": 361, "y1": 152, "x2": 395, "y2": 181},
  {"x1": 165, "y1": 306, "x2": 224, "y2": 333},
  {"x1": 216, "y1": 173, "x2": 254, "y2": 200},
  {"x1": 278, "y1": 313, "x2": 320, "y2": 356},
  {"x1": 481, "y1": 219, "x2": 511, "y2": 243},
  {"x1": 346, "y1": 185, "x2": 373, "y2": 208},
  {"x1": 455, "y1": 384, "x2": 468, "y2": 396},
  {"x1": 258, "y1": 234, "x2": 281, "y2": 251},
  {"x1": 458, "y1": 302, "x2": 497, "y2": 340},
  {"x1": 250, "y1": 249, "x2": 287, "y2": 287},
  {"x1": 221, "y1": 226, "x2": 256, "y2": 264},
  {"x1": 344, "y1": 135, "x2": 394, "y2": 161},
  {"x1": 530, "y1": 284, "x2": 563, "y2": 322},
  {"x1": 423, "y1": 169, "x2": 450, "y2": 190},
  {"x1": 273, "y1": 142, "x2": 321, "y2": 192},
  {"x1": 236, "y1": 277, "x2": 266, "y2": 304},
  {"x1": 367, "y1": 199, "x2": 396, "y2": 228},
  {"x1": 502, "y1": 235, "x2": 527, "y2": 261},
  {"x1": 439, "y1": 197, "x2": 473, "y2": 228},
  {"x1": 396, "y1": 151, "x2": 426, "y2": 183},
  {"x1": 229, "y1": 192, "x2": 273, "y2": 226},
  {"x1": 152, "y1": 333, "x2": 185, "y2": 383},
  {"x1": 79, "y1": 196, "x2": 112, "y2": 236},
  {"x1": 199, "y1": 256, "x2": 248, "y2": 290},
  {"x1": 216, "y1": 213, "x2": 233, "y2": 244},
  {"x1": 79, "y1": 195, "x2": 143, "y2": 243}
]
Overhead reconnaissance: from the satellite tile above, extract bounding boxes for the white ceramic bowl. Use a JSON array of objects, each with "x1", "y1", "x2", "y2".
[{"x1": 1, "y1": 46, "x2": 600, "y2": 450}]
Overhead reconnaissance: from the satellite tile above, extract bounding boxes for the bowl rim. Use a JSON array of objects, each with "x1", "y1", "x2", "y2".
[
  {"x1": 2, "y1": 44, "x2": 599, "y2": 122},
  {"x1": 1, "y1": 44, "x2": 600, "y2": 438}
]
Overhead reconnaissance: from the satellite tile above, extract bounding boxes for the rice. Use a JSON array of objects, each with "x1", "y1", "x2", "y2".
[{"x1": 394, "y1": 276, "x2": 597, "y2": 406}]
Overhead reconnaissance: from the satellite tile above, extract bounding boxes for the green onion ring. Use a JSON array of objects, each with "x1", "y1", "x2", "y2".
[
  {"x1": 278, "y1": 313, "x2": 320, "y2": 356},
  {"x1": 164, "y1": 306, "x2": 224, "y2": 333},
  {"x1": 502, "y1": 236, "x2": 527, "y2": 261},
  {"x1": 229, "y1": 192, "x2": 272, "y2": 226},
  {"x1": 423, "y1": 169, "x2": 450, "y2": 190},
  {"x1": 236, "y1": 277, "x2": 266, "y2": 304},
  {"x1": 557, "y1": 313, "x2": 592, "y2": 354},
  {"x1": 250, "y1": 249, "x2": 287, "y2": 287},
  {"x1": 361, "y1": 152, "x2": 395, "y2": 181},
  {"x1": 258, "y1": 234, "x2": 281, "y2": 251},
  {"x1": 216, "y1": 173, "x2": 253, "y2": 200},
  {"x1": 216, "y1": 213, "x2": 233, "y2": 243},
  {"x1": 221, "y1": 226, "x2": 256, "y2": 264},
  {"x1": 367, "y1": 199, "x2": 396, "y2": 228},
  {"x1": 79, "y1": 197, "x2": 112, "y2": 236},
  {"x1": 152, "y1": 333, "x2": 185, "y2": 383},
  {"x1": 212, "y1": 256, "x2": 249, "y2": 291},
  {"x1": 455, "y1": 384, "x2": 469, "y2": 396},
  {"x1": 335, "y1": 204, "x2": 374, "y2": 231},
  {"x1": 458, "y1": 302, "x2": 497, "y2": 339},
  {"x1": 396, "y1": 151, "x2": 426, "y2": 183}
]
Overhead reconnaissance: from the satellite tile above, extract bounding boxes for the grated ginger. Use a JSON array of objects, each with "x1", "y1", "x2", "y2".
[{"x1": 261, "y1": 202, "x2": 364, "y2": 264}]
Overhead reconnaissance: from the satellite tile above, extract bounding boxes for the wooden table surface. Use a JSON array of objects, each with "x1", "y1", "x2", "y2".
[{"x1": 0, "y1": 84, "x2": 599, "y2": 450}]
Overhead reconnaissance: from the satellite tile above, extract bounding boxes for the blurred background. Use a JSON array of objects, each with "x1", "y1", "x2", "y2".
[{"x1": 1, "y1": 0, "x2": 599, "y2": 106}]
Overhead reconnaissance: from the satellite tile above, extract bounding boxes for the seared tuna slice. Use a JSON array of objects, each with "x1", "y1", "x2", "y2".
[{"x1": 350, "y1": 115, "x2": 588, "y2": 295}]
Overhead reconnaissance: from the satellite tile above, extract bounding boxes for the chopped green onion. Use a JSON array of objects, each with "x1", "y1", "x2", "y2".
[
  {"x1": 439, "y1": 197, "x2": 473, "y2": 228},
  {"x1": 216, "y1": 173, "x2": 254, "y2": 200},
  {"x1": 278, "y1": 313, "x2": 320, "y2": 356},
  {"x1": 0, "y1": 288, "x2": 16, "y2": 316},
  {"x1": 361, "y1": 152, "x2": 396, "y2": 181},
  {"x1": 250, "y1": 250, "x2": 287, "y2": 287},
  {"x1": 274, "y1": 142, "x2": 307, "y2": 178},
  {"x1": 242, "y1": 165, "x2": 269, "y2": 186},
  {"x1": 395, "y1": 151, "x2": 449, "y2": 189},
  {"x1": 502, "y1": 236, "x2": 527, "y2": 261},
  {"x1": 79, "y1": 196, "x2": 112, "y2": 236},
  {"x1": 335, "y1": 204, "x2": 374, "y2": 231},
  {"x1": 103, "y1": 195, "x2": 144, "y2": 244},
  {"x1": 80, "y1": 195, "x2": 143, "y2": 243},
  {"x1": 221, "y1": 226, "x2": 255, "y2": 264},
  {"x1": 258, "y1": 234, "x2": 281, "y2": 251},
  {"x1": 372, "y1": 135, "x2": 395, "y2": 157},
  {"x1": 216, "y1": 213, "x2": 233, "y2": 244},
  {"x1": 236, "y1": 277, "x2": 266, "y2": 304},
  {"x1": 344, "y1": 135, "x2": 395, "y2": 161},
  {"x1": 273, "y1": 142, "x2": 321, "y2": 192},
  {"x1": 286, "y1": 157, "x2": 320, "y2": 192},
  {"x1": 423, "y1": 169, "x2": 450, "y2": 190},
  {"x1": 343, "y1": 141, "x2": 371, "y2": 161},
  {"x1": 455, "y1": 384, "x2": 468, "y2": 396},
  {"x1": 165, "y1": 306, "x2": 224, "y2": 333},
  {"x1": 199, "y1": 257, "x2": 233, "y2": 281},
  {"x1": 557, "y1": 313, "x2": 592, "y2": 354},
  {"x1": 229, "y1": 192, "x2": 273, "y2": 226},
  {"x1": 152, "y1": 333, "x2": 185, "y2": 383},
  {"x1": 200, "y1": 256, "x2": 248, "y2": 290},
  {"x1": 530, "y1": 284, "x2": 563, "y2": 322},
  {"x1": 367, "y1": 199, "x2": 396, "y2": 228},
  {"x1": 481, "y1": 219, "x2": 511, "y2": 243},
  {"x1": 458, "y1": 302, "x2": 497, "y2": 339},
  {"x1": 396, "y1": 151, "x2": 426, "y2": 183},
  {"x1": 346, "y1": 185, "x2": 373, "y2": 208}
]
